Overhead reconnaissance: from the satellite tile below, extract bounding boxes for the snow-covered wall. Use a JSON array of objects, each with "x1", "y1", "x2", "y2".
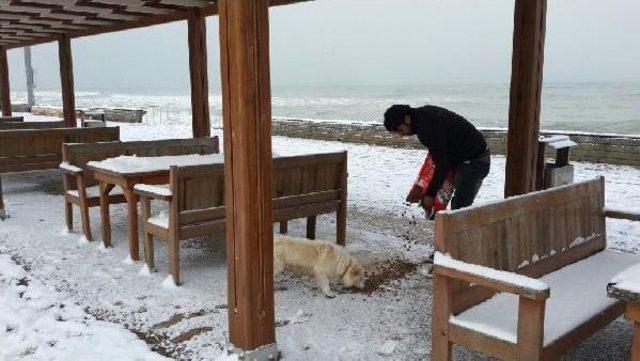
[{"x1": 272, "y1": 119, "x2": 640, "y2": 166}]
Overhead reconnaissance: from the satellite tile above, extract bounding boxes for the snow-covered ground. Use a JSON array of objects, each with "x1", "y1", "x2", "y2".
[{"x1": 1, "y1": 114, "x2": 639, "y2": 360}]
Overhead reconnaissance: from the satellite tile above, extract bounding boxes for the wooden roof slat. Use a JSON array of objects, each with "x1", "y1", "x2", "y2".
[
  {"x1": 0, "y1": 0, "x2": 311, "y2": 48},
  {"x1": 0, "y1": 16, "x2": 87, "y2": 31},
  {"x1": 0, "y1": 5, "x2": 114, "y2": 26}
]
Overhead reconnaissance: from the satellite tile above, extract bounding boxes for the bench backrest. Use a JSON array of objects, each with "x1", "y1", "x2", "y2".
[
  {"x1": 435, "y1": 177, "x2": 606, "y2": 313},
  {"x1": 0, "y1": 121, "x2": 65, "y2": 130},
  {"x1": 62, "y1": 137, "x2": 220, "y2": 189},
  {"x1": 170, "y1": 152, "x2": 348, "y2": 229},
  {"x1": 0, "y1": 116, "x2": 24, "y2": 122},
  {"x1": 0, "y1": 127, "x2": 120, "y2": 173}
]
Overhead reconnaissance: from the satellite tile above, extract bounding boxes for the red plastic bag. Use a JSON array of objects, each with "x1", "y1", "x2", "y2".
[{"x1": 406, "y1": 154, "x2": 456, "y2": 218}]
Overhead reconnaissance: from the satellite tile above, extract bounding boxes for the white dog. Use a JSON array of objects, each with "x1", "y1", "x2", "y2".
[{"x1": 274, "y1": 235, "x2": 365, "y2": 298}]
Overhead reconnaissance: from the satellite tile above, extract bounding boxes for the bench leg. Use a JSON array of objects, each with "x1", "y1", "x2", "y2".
[
  {"x1": 336, "y1": 207, "x2": 346, "y2": 246},
  {"x1": 279, "y1": 221, "x2": 288, "y2": 234},
  {"x1": 76, "y1": 178, "x2": 93, "y2": 241},
  {"x1": 431, "y1": 274, "x2": 453, "y2": 361},
  {"x1": 144, "y1": 233, "x2": 155, "y2": 272},
  {"x1": 168, "y1": 234, "x2": 180, "y2": 285},
  {"x1": 64, "y1": 200, "x2": 73, "y2": 230},
  {"x1": 633, "y1": 322, "x2": 640, "y2": 361},
  {"x1": 99, "y1": 183, "x2": 112, "y2": 248},
  {"x1": 0, "y1": 176, "x2": 6, "y2": 220},
  {"x1": 337, "y1": 155, "x2": 348, "y2": 246},
  {"x1": 516, "y1": 297, "x2": 545, "y2": 360},
  {"x1": 141, "y1": 197, "x2": 155, "y2": 272},
  {"x1": 626, "y1": 303, "x2": 640, "y2": 361},
  {"x1": 306, "y1": 216, "x2": 317, "y2": 240}
]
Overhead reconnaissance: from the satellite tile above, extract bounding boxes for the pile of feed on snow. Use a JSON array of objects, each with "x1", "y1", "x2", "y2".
[{"x1": 361, "y1": 259, "x2": 419, "y2": 295}]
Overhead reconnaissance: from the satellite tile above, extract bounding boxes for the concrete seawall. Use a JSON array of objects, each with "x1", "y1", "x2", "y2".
[{"x1": 272, "y1": 119, "x2": 640, "y2": 167}]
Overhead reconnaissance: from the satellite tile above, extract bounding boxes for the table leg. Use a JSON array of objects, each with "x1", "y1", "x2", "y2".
[
  {"x1": 124, "y1": 187, "x2": 140, "y2": 261},
  {"x1": 99, "y1": 182, "x2": 112, "y2": 248}
]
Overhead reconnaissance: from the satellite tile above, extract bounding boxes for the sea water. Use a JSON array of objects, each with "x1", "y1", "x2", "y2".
[{"x1": 11, "y1": 82, "x2": 640, "y2": 134}]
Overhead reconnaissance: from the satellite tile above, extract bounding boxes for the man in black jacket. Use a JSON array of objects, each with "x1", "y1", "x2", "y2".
[{"x1": 384, "y1": 104, "x2": 490, "y2": 210}]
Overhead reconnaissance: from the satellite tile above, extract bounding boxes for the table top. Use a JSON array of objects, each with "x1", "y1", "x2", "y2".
[
  {"x1": 86, "y1": 153, "x2": 225, "y2": 177},
  {"x1": 608, "y1": 263, "x2": 640, "y2": 303}
]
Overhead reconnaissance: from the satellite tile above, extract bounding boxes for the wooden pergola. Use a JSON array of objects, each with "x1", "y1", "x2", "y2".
[{"x1": 0, "y1": 0, "x2": 547, "y2": 358}]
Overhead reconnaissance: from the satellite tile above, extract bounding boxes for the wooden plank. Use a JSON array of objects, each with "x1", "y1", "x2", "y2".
[
  {"x1": 272, "y1": 190, "x2": 340, "y2": 209},
  {"x1": 273, "y1": 201, "x2": 340, "y2": 222},
  {"x1": 0, "y1": 47, "x2": 10, "y2": 117},
  {"x1": 448, "y1": 324, "x2": 516, "y2": 360},
  {"x1": 605, "y1": 209, "x2": 640, "y2": 222},
  {"x1": 219, "y1": 0, "x2": 276, "y2": 351},
  {"x1": 0, "y1": 121, "x2": 65, "y2": 129},
  {"x1": 504, "y1": 0, "x2": 547, "y2": 197},
  {"x1": 58, "y1": 35, "x2": 76, "y2": 128},
  {"x1": 188, "y1": 7, "x2": 210, "y2": 138}
]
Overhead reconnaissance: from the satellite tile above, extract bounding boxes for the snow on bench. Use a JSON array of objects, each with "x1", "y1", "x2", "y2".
[
  {"x1": 66, "y1": 185, "x2": 123, "y2": 199},
  {"x1": 450, "y1": 250, "x2": 639, "y2": 345},
  {"x1": 133, "y1": 183, "x2": 172, "y2": 197},
  {"x1": 59, "y1": 161, "x2": 83, "y2": 175},
  {"x1": 434, "y1": 252, "x2": 549, "y2": 294}
]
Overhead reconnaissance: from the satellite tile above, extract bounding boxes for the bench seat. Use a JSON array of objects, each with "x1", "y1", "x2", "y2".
[{"x1": 451, "y1": 250, "x2": 639, "y2": 346}]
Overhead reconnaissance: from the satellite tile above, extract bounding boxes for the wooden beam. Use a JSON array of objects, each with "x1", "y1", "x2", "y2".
[
  {"x1": 504, "y1": 0, "x2": 547, "y2": 197},
  {"x1": 219, "y1": 0, "x2": 276, "y2": 355},
  {"x1": 58, "y1": 35, "x2": 76, "y2": 127},
  {"x1": 0, "y1": 47, "x2": 11, "y2": 116},
  {"x1": 188, "y1": 7, "x2": 210, "y2": 138}
]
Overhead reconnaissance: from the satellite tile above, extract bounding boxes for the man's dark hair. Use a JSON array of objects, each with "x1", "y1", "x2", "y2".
[{"x1": 384, "y1": 104, "x2": 411, "y2": 132}]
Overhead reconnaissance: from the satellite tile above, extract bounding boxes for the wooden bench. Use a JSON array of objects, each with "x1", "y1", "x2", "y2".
[
  {"x1": 135, "y1": 151, "x2": 348, "y2": 284},
  {"x1": 0, "y1": 127, "x2": 120, "y2": 219},
  {"x1": 431, "y1": 177, "x2": 640, "y2": 360},
  {"x1": 60, "y1": 137, "x2": 220, "y2": 242},
  {"x1": 0, "y1": 121, "x2": 65, "y2": 130}
]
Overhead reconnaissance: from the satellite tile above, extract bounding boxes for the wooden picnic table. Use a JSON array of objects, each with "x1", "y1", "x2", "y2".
[
  {"x1": 86, "y1": 154, "x2": 224, "y2": 261},
  {"x1": 609, "y1": 263, "x2": 640, "y2": 361}
]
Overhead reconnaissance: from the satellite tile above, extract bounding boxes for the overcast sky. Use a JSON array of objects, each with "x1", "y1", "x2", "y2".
[{"x1": 6, "y1": 0, "x2": 640, "y2": 92}]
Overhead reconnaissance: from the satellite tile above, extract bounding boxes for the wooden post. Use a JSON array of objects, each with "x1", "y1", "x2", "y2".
[
  {"x1": 0, "y1": 47, "x2": 11, "y2": 117},
  {"x1": 504, "y1": 0, "x2": 547, "y2": 197},
  {"x1": 535, "y1": 141, "x2": 546, "y2": 191},
  {"x1": 24, "y1": 46, "x2": 35, "y2": 107},
  {"x1": 58, "y1": 35, "x2": 76, "y2": 128},
  {"x1": 219, "y1": 0, "x2": 276, "y2": 356},
  {"x1": 188, "y1": 8, "x2": 210, "y2": 138}
]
